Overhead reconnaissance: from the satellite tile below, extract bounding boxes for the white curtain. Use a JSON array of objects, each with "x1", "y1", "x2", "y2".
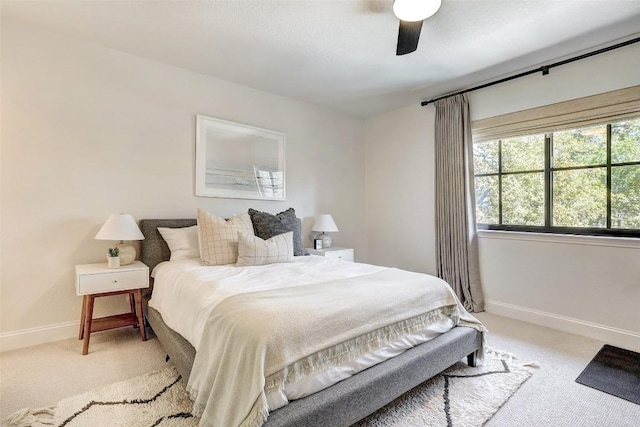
[{"x1": 434, "y1": 94, "x2": 484, "y2": 312}]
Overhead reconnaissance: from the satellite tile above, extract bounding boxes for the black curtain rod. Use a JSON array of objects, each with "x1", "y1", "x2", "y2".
[{"x1": 420, "y1": 35, "x2": 640, "y2": 107}]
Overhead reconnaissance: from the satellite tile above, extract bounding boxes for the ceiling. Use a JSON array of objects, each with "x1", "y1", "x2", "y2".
[{"x1": 3, "y1": 0, "x2": 640, "y2": 118}]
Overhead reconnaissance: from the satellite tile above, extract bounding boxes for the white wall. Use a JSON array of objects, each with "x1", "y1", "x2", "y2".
[
  {"x1": 0, "y1": 19, "x2": 366, "y2": 351},
  {"x1": 365, "y1": 105, "x2": 436, "y2": 274},
  {"x1": 365, "y1": 43, "x2": 640, "y2": 350}
]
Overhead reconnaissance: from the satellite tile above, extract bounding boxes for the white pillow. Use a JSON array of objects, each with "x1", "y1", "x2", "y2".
[
  {"x1": 236, "y1": 231, "x2": 294, "y2": 267},
  {"x1": 197, "y1": 209, "x2": 254, "y2": 265},
  {"x1": 158, "y1": 225, "x2": 200, "y2": 261}
]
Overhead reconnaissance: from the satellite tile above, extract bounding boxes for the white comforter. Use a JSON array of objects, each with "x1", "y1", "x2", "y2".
[
  {"x1": 149, "y1": 257, "x2": 484, "y2": 427},
  {"x1": 150, "y1": 257, "x2": 389, "y2": 350}
]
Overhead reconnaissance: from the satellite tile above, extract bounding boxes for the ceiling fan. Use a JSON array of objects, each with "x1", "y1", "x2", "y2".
[{"x1": 394, "y1": 0, "x2": 442, "y2": 55}]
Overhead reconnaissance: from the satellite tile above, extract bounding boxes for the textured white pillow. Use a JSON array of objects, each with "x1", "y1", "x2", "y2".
[
  {"x1": 158, "y1": 225, "x2": 200, "y2": 261},
  {"x1": 197, "y1": 209, "x2": 254, "y2": 265},
  {"x1": 236, "y1": 231, "x2": 294, "y2": 267}
]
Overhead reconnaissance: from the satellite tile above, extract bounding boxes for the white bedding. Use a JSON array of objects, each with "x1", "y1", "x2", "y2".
[
  {"x1": 150, "y1": 257, "x2": 393, "y2": 349},
  {"x1": 149, "y1": 257, "x2": 482, "y2": 422}
]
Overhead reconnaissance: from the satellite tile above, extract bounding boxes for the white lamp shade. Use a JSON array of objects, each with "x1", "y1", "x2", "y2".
[
  {"x1": 312, "y1": 214, "x2": 339, "y2": 233},
  {"x1": 393, "y1": 0, "x2": 442, "y2": 22},
  {"x1": 95, "y1": 214, "x2": 145, "y2": 241}
]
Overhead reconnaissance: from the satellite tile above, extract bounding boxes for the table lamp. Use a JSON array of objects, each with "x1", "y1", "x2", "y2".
[
  {"x1": 312, "y1": 214, "x2": 339, "y2": 248},
  {"x1": 95, "y1": 214, "x2": 145, "y2": 265}
]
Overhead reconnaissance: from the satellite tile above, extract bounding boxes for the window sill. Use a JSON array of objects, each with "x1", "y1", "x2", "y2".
[{"x1": 477, "y1": 229, "x2": 640, "y2": 249}]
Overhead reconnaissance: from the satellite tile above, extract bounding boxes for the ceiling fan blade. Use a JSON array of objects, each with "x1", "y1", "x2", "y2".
[{"x1": 396, "y1": 20, "x2": 423, "y2": 55}]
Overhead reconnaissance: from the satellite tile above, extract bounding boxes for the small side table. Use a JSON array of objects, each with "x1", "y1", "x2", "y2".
[
  {"x1": 306, "y1": 247, "x2": 354, "y2": 262},
  {"x1": 75, "y1": 261, "x2": 149, "y2": 355}
]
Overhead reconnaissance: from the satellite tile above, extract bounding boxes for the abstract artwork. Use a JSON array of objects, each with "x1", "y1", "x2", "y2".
[{"x1": 195, "y1": 115, "x2": 285, "y2": 200}]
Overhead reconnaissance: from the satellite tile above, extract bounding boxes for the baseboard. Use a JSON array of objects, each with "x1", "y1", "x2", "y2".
[
  {"x1": 485, "y1": 299, "x2": 640, "y2": 350},
  {"x1": 0, "y1": 321, "x2": 79, "y2": 352}
]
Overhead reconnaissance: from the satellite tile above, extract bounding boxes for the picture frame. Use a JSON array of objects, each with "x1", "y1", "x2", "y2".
[{"x1": 195, "y1": 115, "x2": 286, "y2": 200}]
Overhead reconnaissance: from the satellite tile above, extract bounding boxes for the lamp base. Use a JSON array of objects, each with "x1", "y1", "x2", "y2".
[
  {"x1": 319, "y1": 233, "x2": 333, "y2": 249},
  {"x1": 116, "y1": 243, "x2": 136, "y2": 265}
]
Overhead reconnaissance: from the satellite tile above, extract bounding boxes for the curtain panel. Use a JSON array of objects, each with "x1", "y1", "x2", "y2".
[{"x1": 434, "y1": 94, "x2": 485, "y2": 312}]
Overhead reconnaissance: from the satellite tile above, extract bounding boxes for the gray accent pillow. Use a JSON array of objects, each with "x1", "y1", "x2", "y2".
[{"x1": 248, "y1": 208, "x2": 308, "y2": 256}]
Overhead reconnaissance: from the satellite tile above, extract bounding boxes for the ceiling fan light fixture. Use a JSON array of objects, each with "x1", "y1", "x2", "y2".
[{"x1": 393, "y1": 0, "x2": 442, "y2": 22}]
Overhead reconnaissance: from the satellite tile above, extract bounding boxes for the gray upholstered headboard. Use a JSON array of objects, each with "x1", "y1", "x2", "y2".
[{"x1": 139, "y1": 219, "x2": 196, "y2": 273}]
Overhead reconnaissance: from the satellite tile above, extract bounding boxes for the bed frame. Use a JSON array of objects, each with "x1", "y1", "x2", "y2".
[{"x1": 139, "y1": 219, "x2": 482, "y2": 427}]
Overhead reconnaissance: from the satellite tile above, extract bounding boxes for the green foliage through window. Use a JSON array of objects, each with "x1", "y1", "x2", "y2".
[{"x1": 473, "y1": 117, "x2": 640, "y2": 237}]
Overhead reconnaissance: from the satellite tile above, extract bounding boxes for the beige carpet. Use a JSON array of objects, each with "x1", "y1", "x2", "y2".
[
  {"x1": 477, "y1": 313, "x2": 640, "y2": 427},
  {"x1": 1, "y1": 313, "x2": 639, "y2": 426},
  {"x1": 5, "y1": 349, "x2": 531, "y2": 427},
  {"x1": 0, "y1": 327, "x2": 167, "y2": 419}
]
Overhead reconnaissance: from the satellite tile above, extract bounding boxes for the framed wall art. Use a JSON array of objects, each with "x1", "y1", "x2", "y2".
[{"x1": 195, "y1": 115, "x2": 286, "y2": 200}]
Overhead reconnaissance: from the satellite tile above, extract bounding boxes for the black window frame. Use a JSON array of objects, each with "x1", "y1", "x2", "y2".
[{"x1": 474, "y1": 120, "x2": 640, "y2": 238}]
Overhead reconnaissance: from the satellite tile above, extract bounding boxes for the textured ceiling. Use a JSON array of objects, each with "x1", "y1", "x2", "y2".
[{"x1": 3, "y1": 0, "x2": 640, "y2": 117}]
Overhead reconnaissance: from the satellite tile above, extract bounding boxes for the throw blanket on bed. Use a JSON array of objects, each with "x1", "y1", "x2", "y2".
[{"x1": 186, "y1": 268, "x2": 485, "y2": 427}]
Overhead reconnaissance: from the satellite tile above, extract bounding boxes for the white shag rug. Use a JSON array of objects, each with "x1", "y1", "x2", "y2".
[
  {"x1": 5, "y1": 368, "x2": 196, "y2": 427},
  {"x1": 354, "y1": 348, "x2": 535, "y2": 427},
  {"x1": 6, "y1": 349, "x2": 533, "y2": 427}
]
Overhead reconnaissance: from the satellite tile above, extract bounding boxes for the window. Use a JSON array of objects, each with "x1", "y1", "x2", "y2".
[{"x1": 473, "y1": 118, "x2": 640, "y2": 237}]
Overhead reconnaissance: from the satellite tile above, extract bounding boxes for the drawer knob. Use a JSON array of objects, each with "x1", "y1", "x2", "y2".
[{"x1": 113, "y1": 280, "x2": 118, "y2": 283}]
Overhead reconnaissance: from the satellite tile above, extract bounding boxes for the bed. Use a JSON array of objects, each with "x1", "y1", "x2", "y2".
[{"x1": 139, "y1": 218, "x2": 484, "y2": 427}]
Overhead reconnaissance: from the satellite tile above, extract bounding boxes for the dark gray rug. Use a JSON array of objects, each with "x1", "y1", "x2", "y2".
[{"x1": 576, "y1": 344, "x2": 640, "y2": 405}]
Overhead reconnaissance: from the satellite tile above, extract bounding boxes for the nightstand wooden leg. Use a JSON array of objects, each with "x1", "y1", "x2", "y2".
[
  {"x1": 82, "y1": 295, "x2": 95, "y2": 355},
  {"x1": 78, "y1": 295, "x2": 87, "y2": 340},
  {"x1": 130, "y1": 292, "x2": 139, "y2": 329},
  {"x1": 129, "y1": 291, "x2": 136, "y2": 319},
  {"x1": 134, "y1": 289, "x2": 146, "y2": 341}
]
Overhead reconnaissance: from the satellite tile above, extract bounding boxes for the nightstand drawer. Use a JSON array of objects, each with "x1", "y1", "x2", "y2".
[
  {"x1": 323, "y1": 250, "x2": 353, "y2": 261},
  {"x1": 306, "y1": 247, "x2": 354, "y2": 262},
  {"x1": 77, "y1": 269, "x2": 148, "y2": 295}
]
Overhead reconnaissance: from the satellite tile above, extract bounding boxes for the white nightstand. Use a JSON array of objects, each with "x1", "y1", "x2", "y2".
[
  {"x1": 75, "y1": 260, "x2": 149, "y2": 355},
  {"x1": 306, "y1": 247, "x2": 354, "y2": 262}
]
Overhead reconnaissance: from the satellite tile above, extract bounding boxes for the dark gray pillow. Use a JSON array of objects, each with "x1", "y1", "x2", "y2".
[{"x1": 248, "y1": 208, "x2": 307, "y2": 256}]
